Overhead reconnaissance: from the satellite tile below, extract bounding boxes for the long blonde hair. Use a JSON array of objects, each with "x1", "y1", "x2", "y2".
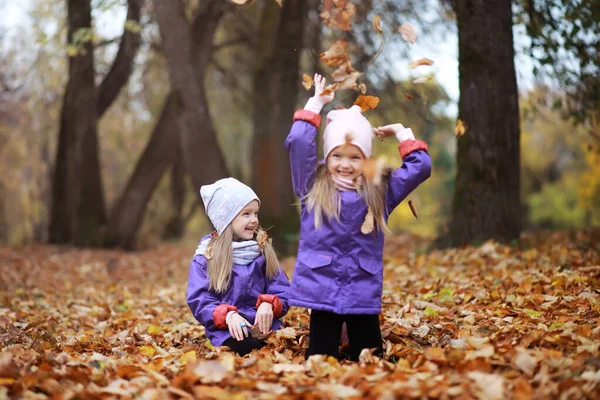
[
  {"x1": 206, "y1": 225, "x2": 281, "y2": 293},
  {"x1": 304, "y1": 163, "x2": 391, "y2": 234}
]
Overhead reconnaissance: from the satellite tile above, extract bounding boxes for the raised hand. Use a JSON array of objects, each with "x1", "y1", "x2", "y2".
[{"x1": 313, "y1": 73, "x2": 335, "y2": 105}]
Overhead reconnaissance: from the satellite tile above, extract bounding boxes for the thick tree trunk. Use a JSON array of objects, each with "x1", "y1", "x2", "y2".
[
  {"x1": 251, "y1": 0, "x2": 308, "y2": 255},
  {"x1": 447, "y1": 0, "x2": 521, "y2": 246},
  {"x1": 104, "y1": 94, "x2": 179, "y2": 249},
  {"x1": 50, "y1": 0, "x2": 105, "y2": 246},
  {"x1": 152, "y1": 0, "x2": 229, "y2": 194},
  {"x1": 105, "y1": 0, "x2": 228, "y2": 249},
  {"x1": 50, "y1": 0, "x2": 142, "y2": 246}
]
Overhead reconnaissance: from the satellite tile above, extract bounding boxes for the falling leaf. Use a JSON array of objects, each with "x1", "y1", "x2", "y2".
[
  {"x1": 408, "y1": 200, "x2": 418, "y2": 219},
  {"x1": 455, "y1": 118, "x2": 467, "y2": 136},
  {"x1": 398, "y1": 22, "x2": 417, "y2": 44},
  {"x1": 404, "y1": 92, "x2": 414, "y2": 100},
  {"x1": 320, "y1": 0, "x2": 356, "y2": 31},
  {"x1": 301, "y1": 74, "x2": 313, "y2": 91},
  {"x1": 408, "y1": 58, "x2": 434, "y2": 69},
  {"x1": 373, "y1": 16, "x2": 383, "y2": 33},
  {"x1": 275, "y1": 0, "x2": 283, "y2": 6},
  {"x1": 320, "y1": 83, "x2": 338, "y2": 97},
  {"x1": 354, "y1": 95, "x2": 380, "y2": 112},
  {"x1": 361, "y1": 207, "x2": 374, "y2": 234},
  {"x1": 331, "y1": 61, "x2": 357, "y2": 82},
  {"x1": 320, "y1": 40, "x2": 349, "y2": 67},
  {"x1": 412, "y1": 76, "x2": 433, "y2": 84},
  {"x1": 358, "y1": 83, "x2": 367, "y2": 94}
]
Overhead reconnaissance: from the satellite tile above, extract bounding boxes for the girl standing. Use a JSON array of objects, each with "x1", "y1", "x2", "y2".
[
  {"x1": 285, "y1": 75, "x2": 431, "y2": 360},
  {"x1": 187, "y1": 177, "x2": 290, "y2": 356}
]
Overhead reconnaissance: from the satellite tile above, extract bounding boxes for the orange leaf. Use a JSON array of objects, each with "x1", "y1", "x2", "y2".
[
  {"x1": 404, "y1": 92, "x2": 414, "y2": 100},
  {"x1": 331, "y1": 61, "x2": 357, "y2": 82},
  {"x1": 320, "y1": 0, "x2": 356, "y2": 31},
  {"x1": 275, "y1": 0, "x2": 283, "y2": 7},
  {"x1": 301, "y1": 73, "x2": 313, "y2": 90},
  {"x1": 320, "y1": 83, "x2": 338, "y2": 97},
  {"x1": 455, "y1": 118, "x2": 467, "y2": 136},
  {"x1": 354, "y1": 95, "x2": 380, "y2": 112},
  {"x1": 408, "y1": 57, "x2": 434, "y2": 69},
  {"x1": 320, "y1": 40, "x2": 349, "y2": 67},
  {"x1": 408, "y1": 200, "x2": 419, "y2": 219},
  {"x1": 398, "y1": 22, "x2": 417, "y2": 44},
  {"x1": 373, "y1": 16, "x2": 383, "y2": 33}
]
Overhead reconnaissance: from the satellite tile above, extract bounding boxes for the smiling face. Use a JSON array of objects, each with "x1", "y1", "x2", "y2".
[
  {"x1": 326, "y1": 143, "x2": 365, "y2": 181},
  {"x1": 231, "y1": 200, "x2": 259, "y2": 240}
]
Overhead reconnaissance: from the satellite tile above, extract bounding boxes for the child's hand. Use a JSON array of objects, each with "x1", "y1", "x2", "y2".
[
  {"x1": 374, "y1": 123, "x2": 415, "y2": 142},
  {"x1": 226, "y1": 312, "x2": 252, "y2": 341},
  {"x1": 304, "y1": 74, "x2": 334, "y2": 114},
  {"x1": 254, "y1": 302, "x2": 274, "y2": 335},
  {"x1": 313, "y1": 73, "x2": 335, "y2": 105}
]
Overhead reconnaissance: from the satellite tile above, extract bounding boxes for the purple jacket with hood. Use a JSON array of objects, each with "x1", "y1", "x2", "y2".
[
  {"x1": 285, "y1": 110, "x2": 431, "y2": 315},
  {"x1": 187, "y1": 235, "x2": 291, "y2": 346}
]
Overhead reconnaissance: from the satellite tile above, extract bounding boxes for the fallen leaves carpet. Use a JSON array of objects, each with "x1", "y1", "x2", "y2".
[{"x1": 1, "y1": 230, "x2": 599, "y2": 399}]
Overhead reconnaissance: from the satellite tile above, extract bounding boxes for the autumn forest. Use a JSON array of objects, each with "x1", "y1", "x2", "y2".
[{"x1": 1, "y1": 0, "x2": 599, "y2": 398}]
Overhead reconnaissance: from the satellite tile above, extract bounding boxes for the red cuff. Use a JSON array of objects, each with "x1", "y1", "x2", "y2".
[
  {"x1": 293, "y1": 110, "x2": 321, "y2": 129},
  {"x1": 256, "y1": 294, "x2": 284, "y2": 317},
  {"x1": 398, "y1": 139, "x2": 428, "y2": 159},
  {"x1": 212, "y1": 304, "x2": 238, "y2": 329}
]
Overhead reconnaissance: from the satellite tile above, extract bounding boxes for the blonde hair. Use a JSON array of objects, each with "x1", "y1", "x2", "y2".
[
  {"x1": 206, "y1": 225, "x2": 281, "y2": 293},
  {"x1": 304, "y1": 163, "x2": 391, "y2": 234}
]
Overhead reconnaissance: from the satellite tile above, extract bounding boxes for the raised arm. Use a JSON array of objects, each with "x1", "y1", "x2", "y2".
[
  {"x1": 374, "y1": 124, "x2": 432, "y2": 211},
  {"x1": 284, "y1": 74, "x2": 334, "y2": 198}
]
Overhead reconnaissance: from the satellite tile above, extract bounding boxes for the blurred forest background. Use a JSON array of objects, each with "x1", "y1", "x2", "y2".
[{"x1": 0, "y1": 0, "x2": 598, "y2": 254}]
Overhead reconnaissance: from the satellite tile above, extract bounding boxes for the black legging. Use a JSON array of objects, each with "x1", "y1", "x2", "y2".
[
  {"x1": 223, "y1": 336, "x2": 264, "y2": 356},
  {"x1": 306, "y1": 310, "x2": 383, "y2": 361}
]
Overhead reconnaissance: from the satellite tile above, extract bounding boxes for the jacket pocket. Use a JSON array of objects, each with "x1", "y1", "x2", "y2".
[
  {"x1": 297, "y1": 252, "x2": 333, "y2": 269},
  {"x1": 358, "y1": 256, "x2": 382, "y2": 275}
]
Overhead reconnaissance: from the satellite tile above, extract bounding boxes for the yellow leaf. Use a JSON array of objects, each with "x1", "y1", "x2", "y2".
[
  {"x1": 301, "y1": 73, "x2": 313, "y2": 91},
  {"x1": 148, "y1": 325, "x2": 161, "y2": 335},
  {"x1": 373, "y1": 16, "x2": 383, "y2": 33},
  {"x1": 139, "y1": 345, "x2": 156, "y2": 357},
  {"x1": 455, "y1": 118, "x2": 467, "y2": 136},
  {"x1": 180, "y1": 350, "x2": 197, "y2": 366}
]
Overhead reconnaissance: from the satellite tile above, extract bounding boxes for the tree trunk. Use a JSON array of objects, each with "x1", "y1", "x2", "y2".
[
  {"x1": 152, "y1": 0, "x2": 229, "y2": 194},
  {"x1": 251, "y1": 0, "x2": 308, "y2": 255},
  {"x1": 104, "y1": 94, "x2": 179, "y2": 249},
  {"x1": 50, "y1": 0, "x2": 105, "y2": 246},
  {"x1": 162, "y1": 144, "x2": 186, "y2": 240},
  {"x1": 447, "y1": 0, "x2": 521, "y2": 246},
  {"x1": 50, "y1": 0, "x2": 142, "y2": 246},
  {"x1": 105, "y1": 0, "x2": 229, "y2": 249}
]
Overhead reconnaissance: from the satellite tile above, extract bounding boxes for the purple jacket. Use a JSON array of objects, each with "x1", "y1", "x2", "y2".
[
  {"x1": 186, "y1": 241, "x2": 291, "y2": 346},
  {"x1": 284, "y1": 111, "x2": 431, "y2": 315}
]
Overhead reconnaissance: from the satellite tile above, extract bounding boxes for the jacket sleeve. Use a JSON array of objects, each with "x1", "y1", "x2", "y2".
[
  {"x1": 284, "y1": 110, "x2": 321, "y2": 198},
  {"x1": 386, "y1": 140, "x2": 432, "y2": 211},
  {"x1": 187, "y1": 255, "x2": 236, "y2": 330},
  {"x1": 256, "y1": 267, "x2": 291, "y2": 318}
]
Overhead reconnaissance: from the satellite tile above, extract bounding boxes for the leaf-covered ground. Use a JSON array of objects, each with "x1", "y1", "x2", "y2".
[{"x1": 1, "y1": 230, "x2": 599, "y2": 399}]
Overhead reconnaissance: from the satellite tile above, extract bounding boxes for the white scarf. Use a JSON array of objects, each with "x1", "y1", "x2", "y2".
[{"x1": 195, "y1": 237, "x2": 262, "y2": 265}]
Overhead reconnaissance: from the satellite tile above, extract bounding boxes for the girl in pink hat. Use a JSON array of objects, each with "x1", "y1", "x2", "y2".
[{"x1": 285, "y1": 74, "x2": 431, "y2": 360}]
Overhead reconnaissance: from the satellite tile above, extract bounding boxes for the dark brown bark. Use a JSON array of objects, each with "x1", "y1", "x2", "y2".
[
  {"x1": 97, "y1": 0, "x2": 143, "y2": 118},
  {"x1": 447, "y1": 0, "x2": 521, "y2": 246},
  {"x1": 251, "y1": 0, "x2": 308, "y2": 255},
  {"x1": 104, "y1": 94, "x2": 179, "y2": 249},
  {"x1": 50, "y1": 0, "x2": 143, "y2": 246},
  {"x1": 152, "y1": 0, "x2": 229, "y2": 194},
  {"x1": 50, "y1": 0, "x2": 106, "y2": 246}
]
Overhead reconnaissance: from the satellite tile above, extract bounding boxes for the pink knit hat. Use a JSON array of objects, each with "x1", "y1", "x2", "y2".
[{"x1": 323, "y1": 105, "x2": 373, "y2": 159}]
